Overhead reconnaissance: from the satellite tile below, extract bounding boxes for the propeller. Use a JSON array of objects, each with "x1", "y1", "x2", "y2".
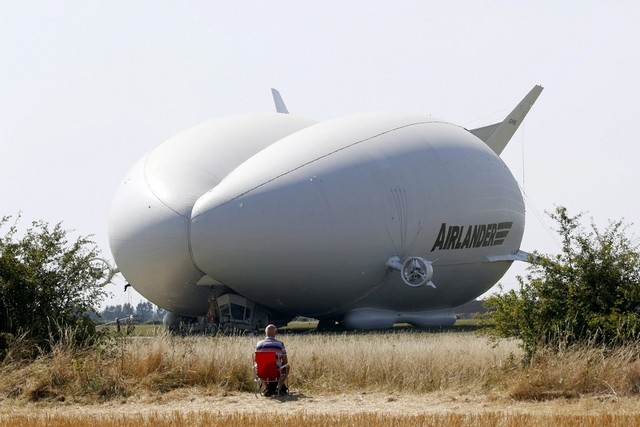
[
  {"x1": 386, "y1": 256, "x2": 435, "y2": 288},
  {"x1": 89, "y1": 257, "x2": 120, "y2": 287}
]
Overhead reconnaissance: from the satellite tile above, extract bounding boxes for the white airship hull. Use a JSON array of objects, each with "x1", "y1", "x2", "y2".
[
  {"x1": 191, "y1": 113, "x2": 524, "y2": 316},
  {"x1": 108, "y1": 113, "x2": 317, "y2": 315},
  {"x1": 108, "y1": 87, "x2": 542, "y2": 330}
]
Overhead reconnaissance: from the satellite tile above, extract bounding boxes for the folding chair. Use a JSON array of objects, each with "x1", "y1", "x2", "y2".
[{"x1": 253, "y1": 351, "x2": 288, "y2": 397}]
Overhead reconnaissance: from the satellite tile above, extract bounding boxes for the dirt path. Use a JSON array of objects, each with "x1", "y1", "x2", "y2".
[{"x1": 2, "y1": 390, "x2": 640, "y2": 418}]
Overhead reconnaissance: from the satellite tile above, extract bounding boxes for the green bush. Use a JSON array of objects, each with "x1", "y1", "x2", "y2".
[
  {"x1": 484, "y1": 206, "x2": 640, "y2": 362},
  {"x1": 0, "y1": 214, "x2": 107, "y2": 361}
]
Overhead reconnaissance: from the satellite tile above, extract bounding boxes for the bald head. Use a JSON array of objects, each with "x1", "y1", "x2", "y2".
[{"x1": 265, "y1": 324, "x2": 277, "y2": 337}]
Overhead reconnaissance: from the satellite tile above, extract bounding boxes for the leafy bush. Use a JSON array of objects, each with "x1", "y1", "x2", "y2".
[
  {"x1": 484, "y1": 206, "x2": 640, "y2": 361},
  {"x1": 0, "y1": 214, "x2": 107, "y2": 361}
]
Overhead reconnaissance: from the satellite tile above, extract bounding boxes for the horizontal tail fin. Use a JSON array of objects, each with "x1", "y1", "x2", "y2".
[{"x1": 487, "y1": 249, "x2": 530, "y2": 262}]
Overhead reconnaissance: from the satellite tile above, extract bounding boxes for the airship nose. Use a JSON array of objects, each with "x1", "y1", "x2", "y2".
[
  {"x1": 187, "y1": 128, "x2": 367, "y2": 312},
  {"x1": 108, "y1": 113, "x2": 317, "y2": 316},
  {"x1": 190, "y1": 175, "x2": 341, "y2": 313},
  {"x1": 190, "y1": 177, "x2": 305, "y2": 282},
  {"x1": 108, "y1": 156, "x2": 210, "y2": 315}
]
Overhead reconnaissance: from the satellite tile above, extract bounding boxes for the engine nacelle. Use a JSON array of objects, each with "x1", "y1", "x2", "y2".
[
  {"x1": 386, "y1": 256, "x2": 435, "y2": 288},
  {"x1": 89, "y1": 257, "x2": 120, "y2": 287}
]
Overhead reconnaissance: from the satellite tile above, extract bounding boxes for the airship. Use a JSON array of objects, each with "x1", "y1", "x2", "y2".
[{"x1": 107, "y1": 85, "x2": 543, "y2": 330}]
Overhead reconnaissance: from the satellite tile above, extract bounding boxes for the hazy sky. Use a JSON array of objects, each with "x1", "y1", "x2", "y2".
[{"x1": 2, "y1": 1, "x2": 639, "y2": 309}]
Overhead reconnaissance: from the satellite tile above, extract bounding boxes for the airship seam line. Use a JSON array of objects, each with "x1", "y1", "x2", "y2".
[{"x1": 197, "y1": 120, "x2": 451, "y2": 214}]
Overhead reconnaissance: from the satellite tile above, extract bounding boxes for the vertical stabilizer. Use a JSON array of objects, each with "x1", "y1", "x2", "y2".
[
  {"x1": 470, "y1": 85, "x2": 543, "y2": 155},
  {"x1": 271, "y1": 88, "x2": 289, "y2": 114}
]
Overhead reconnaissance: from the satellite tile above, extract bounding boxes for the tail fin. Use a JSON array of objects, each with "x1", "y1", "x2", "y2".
[
  {"x1": 470, "y1": 85, "x2": 543, "y2": 155},
  {"x1": 271, "y1": 88, "x2": 289, "y2": 114}
]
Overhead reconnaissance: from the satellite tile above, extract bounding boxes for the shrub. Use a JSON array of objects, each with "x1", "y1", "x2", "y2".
[
  {"x1": 484, "y1": 206, "x2": 640, "y2": 361},
  {"x1": 0, "y1": 214, "x2": 107, "y2": 361}
]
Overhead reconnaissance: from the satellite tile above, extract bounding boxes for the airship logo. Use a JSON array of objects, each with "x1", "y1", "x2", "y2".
[{"x1": 430, "y1": 222, "x2": 513, "y2": 252}]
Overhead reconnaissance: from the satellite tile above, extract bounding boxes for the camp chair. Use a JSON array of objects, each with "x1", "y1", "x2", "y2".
[{"x1": 253, "y1": 351, "x2": 288, "y2": 397}]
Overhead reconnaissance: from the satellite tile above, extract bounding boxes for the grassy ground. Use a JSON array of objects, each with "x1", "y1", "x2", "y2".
[
  {"x1": 2, "y1": 329, "x2": 640, "y2": 426},
  {"x1": 98, "y1": 318, "x2": 484, "y2": 337},
  {"x1": 3, "y1": 408, "x2": 639, "y2": 427}
]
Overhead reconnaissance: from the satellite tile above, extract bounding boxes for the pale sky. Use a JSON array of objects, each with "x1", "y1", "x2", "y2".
[{"x1": 2, "y1": 1, "x2": 639, "y2": 309}]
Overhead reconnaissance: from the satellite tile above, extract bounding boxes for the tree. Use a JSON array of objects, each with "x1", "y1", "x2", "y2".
[
  {"x1": 99, "y1": 302, "x2": 166, "y2": 323},
  {"x1": 135, "y1": 301, "x2": 154, "y2": 322},
  {"x1": 0, "y1": 214, "x2": 107, "y2": 359},
  {"x1": 99, "y1": 305, "x2": 119, "y2": 322},
  {"x1": 484, "y1": 206, "x2": 640, "y2": 361},
  {"x1": 154, "y1": 306, "x2": 167, "y2": 322},
  {"x1": 121, "y1": 303, "x2": 134, "y2": 318}
]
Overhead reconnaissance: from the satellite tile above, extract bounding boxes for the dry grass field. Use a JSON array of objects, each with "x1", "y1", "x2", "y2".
[{"x1": 2, "y1": 330, "x2": 640, "y2": 426}]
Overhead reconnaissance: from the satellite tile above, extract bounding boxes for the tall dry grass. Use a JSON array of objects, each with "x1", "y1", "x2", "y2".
[
  {"x1": 289, "y1": 331, "x2": 521, "y2": 393},
  {"x1": 2, "y1": 410, "x2": 640, "y2": 427},
  {"x1": 1, "y1": 331, "x2": 640, "y2": 402},
  {"x1": 510, "y1": 344, "x2": 640, "y2": 400}
]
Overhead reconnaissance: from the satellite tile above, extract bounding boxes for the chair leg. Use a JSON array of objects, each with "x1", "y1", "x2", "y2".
[
  {"x1": 278, "y1": 373, "x2": 288, "y2": 395},
  {"x1": 264, "y1": 381, "x2": 278, "y2": 397}
]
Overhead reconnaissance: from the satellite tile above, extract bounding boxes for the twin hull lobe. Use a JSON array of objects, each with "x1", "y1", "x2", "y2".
[
  {"x1": 108, "y1": 113, "x2": 317, "y2": 315},
  {"x1": 108, "y1": 111, "x2": 525, "y2": 317},
  {"x1": 188, "y1": 113, "x2": 525, "y2": 315}
]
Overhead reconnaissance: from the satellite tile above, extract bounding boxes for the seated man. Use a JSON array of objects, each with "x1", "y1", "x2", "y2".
[{"x1": 254, "y1": 324, "x2": 289, "y2": 396}]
